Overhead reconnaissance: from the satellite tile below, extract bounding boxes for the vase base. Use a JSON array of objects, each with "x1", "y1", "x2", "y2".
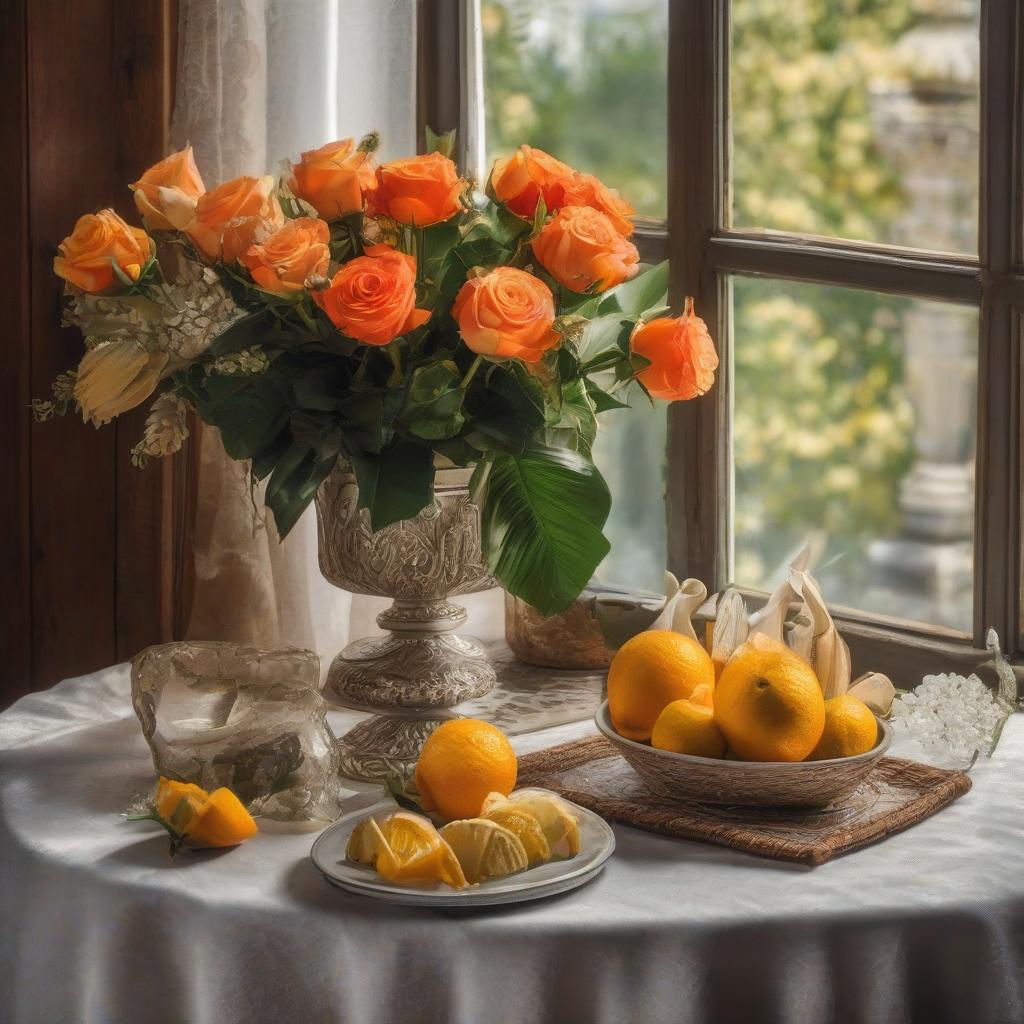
[
  {"x1": 326, "y1": 631, "x2": 497, "y2": 710},
  {"x1": 336, "y1": 710, "x2": 461, "y2": 782}
]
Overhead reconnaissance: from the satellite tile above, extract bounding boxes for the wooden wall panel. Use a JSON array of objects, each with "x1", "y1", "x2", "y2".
[{"x1": 1, "y1": 0, "x2": 177, "y2": 705}]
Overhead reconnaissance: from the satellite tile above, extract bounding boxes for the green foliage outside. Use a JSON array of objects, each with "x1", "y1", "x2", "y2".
[{"x1": 482, "y1": 0, "x2": 931, "y2": 594}]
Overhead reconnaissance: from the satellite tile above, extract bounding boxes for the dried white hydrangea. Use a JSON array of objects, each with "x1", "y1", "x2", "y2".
[
  {"x1": 210, "y1": 347, "x2": 270, "y2": 376},
  {"x1": 62, "y1": 252, "x2": 243, "y2": 366},
  {"x1": 130, "y1": 393, "x2": 192, "y2": 468}
]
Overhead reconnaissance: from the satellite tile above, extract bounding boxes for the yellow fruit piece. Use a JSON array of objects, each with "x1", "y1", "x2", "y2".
[
  {"x1": 414, "y1": 719, "x2": 517, "y2": 822},
  {"x1": 182, "y1": 787, "x2": 258, "y2": 848},
  {"x1": 155, "y1": 777, "x2": 208, "y2": 825},
  {"x1": 483, "y1": 789, "x2": 580, "y2": 858},
  {"x1": 347, "y1": 812, "x2": 467, "y2": 889},
  {"x1": 483, "y1": 806, "x2": 551, "y2": 866},
  {"x1": 439, "y1": 818, "x2": 529, "y2": 884},
  {"x1": 607, "y1": 630, "x2": 715, "y2": 742},
  {"x1": 651, "y1": 684, "x2": 726, "y2": 758},
  {"x1": 715, "y1": 648, "x2": 825, "y2": 762},
  {"x1": 808, "y1": 695, "x2": 878, "y2": 760}
]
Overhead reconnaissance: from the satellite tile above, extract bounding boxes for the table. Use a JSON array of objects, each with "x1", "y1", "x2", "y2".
[{"x1": 2, "y1": 664, "x2": 1023, "y2": 1024}]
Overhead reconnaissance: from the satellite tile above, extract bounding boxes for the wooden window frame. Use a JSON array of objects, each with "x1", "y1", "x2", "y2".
[{"x1": 424, "y1": 0, "x2": 1024, "y2": 677}]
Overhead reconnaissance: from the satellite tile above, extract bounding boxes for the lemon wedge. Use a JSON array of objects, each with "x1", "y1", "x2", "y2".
[
  {"x1": 482, "y1": 805, "x2": 551, "y2": 866},
  {"x1": 347, "y1": 811, "x2": 467, "y2": 889},
  {"x1": 438, "y1": 818, "x2": 529, "y2": 883},
  {"x1": 483, "y1": 789, "x2": 581, "y2": 858}
]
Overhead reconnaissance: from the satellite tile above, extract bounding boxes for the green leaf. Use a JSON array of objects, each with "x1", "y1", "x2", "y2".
[
  {"x1": 265, "y1": 430, "x2": 341, "y2": 538},
  {"x1": 425, "y1": 126, "x2": 456, "y2": 159},
  {"x1": 350, "y1": 442, "x2": 435, "y2": 531},
  {"x1": 474, "y1": 445, "x2": 611, "y2": 616},
  {"x1": 403, "y1": 361, "x2": 466, "y2": 440},
  {"x1": 339, "y1": 387, "x2": 406, "y2": 454},
  {"x1": 598, "y1": 260, "x2": 669, "y2": 317},
  {"x1": 547, "y1": 378, "x2": 598, "y2": 453},
  {"x1": 585, "y1": 379, "x2": 630, "y2": 412},
  {"x1": 577, "y1": 314, "x2": 635, "y2": 364},
  {"x1": 484, "y1": 361, "x2": 549, "y2": 429}
]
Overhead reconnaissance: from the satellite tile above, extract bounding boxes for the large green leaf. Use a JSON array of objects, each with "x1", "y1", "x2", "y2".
[
  {"x1": 264, "y1": 429, "x2": 342, "y2": 538},
  {"x1": 350, "y1": 442, "x2": 435, "y2": 531},
  {"x1": 473, "y1": 445, "x2": 611, "y2": 615},
  {"x1": 598, "y1": 260, "x2": 669, "y2": 317},
  {"x1": 402, "y1": 361, "x2": 465, "y2": 440}
]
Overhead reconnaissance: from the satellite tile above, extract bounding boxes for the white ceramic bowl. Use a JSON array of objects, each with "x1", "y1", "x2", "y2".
[{"x1": 595, "y1": 700, "x2": 891, "y2": 808}]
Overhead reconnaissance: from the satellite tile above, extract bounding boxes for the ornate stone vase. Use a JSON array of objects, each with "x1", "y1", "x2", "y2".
[{"x1": 315, "y1": 461, "x2": 497, "y2": 781}]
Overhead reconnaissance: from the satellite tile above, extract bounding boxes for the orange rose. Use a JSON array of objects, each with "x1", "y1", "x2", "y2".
[
  {"x1": 631, "y1": 299, "x2": 719, "y2": 401},
  {"x1": 369, "y1": 153, "x2": 464, "y2": 226},
  {"x1": 188, "y1": 175, "x2": 285, "y2": 262},
  {"x1": 288, "y1": 138, "x2": 376, "y2": 220},
  {"x1": 490, "y1": 145, "x2": 575, "y2": 219},
  {"x1": 53, "y1": 209, "x2": 153, "y2": 293},
  {"x1": 453, "y1": 267, "x2": 559, "y2": 363},
  {"x1": 241, "y1": 217, "x2": 330, "y2": 294},
  {"x1": 130, "y1": 146, "x2": 206, "y2": 231},
  {"x1": 313, "y1": 244, "x2": 429, "y2": 345},
  {"x1": 532, "y1": 206, "x2": 639, "y2": 293},
  {"x1": 563, "y1": 172, "x2": 635, "y2": 236}
]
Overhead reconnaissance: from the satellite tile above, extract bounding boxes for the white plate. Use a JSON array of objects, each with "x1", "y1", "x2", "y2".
[{"x1": 310, "y1": 791, "x2": 615, "y2": 907}]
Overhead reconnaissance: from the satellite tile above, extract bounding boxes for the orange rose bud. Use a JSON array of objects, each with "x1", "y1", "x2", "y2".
[
  {"x1": 188, "y1": 174, "x2": 285, "y2": 263},
  {"x1": 288, "y1": 138, "x2": 376, "y2": 220},
  {"x1": 313, "y1": 243, "x2": 429, "y2": 346},
  {"x1": 631, "y1": 298, "x2": 719, "y2": 401},
  {"x1": 453, "y1": 267, "x2": 559, "y2": 363},
  {"x1": 532, "y1": 206, "x2": 640, "y2": 293},
  {"x1": 562, "y1": 172, "x2": 635, "y2": 236},
  {"x1": 490, "y1": 145, "x2": 575, "y2": 219},
  {"x1": 53, "y1": 209, "x2": 153, "y2": 293},
  {"x1": 369, "y1": 153, "x2": 464, "y2": 226},
  {"x1": 130, "y1": 146, "x2": 206, "y2": 231},
  {"x1": 241, "y1": 217, "x2": 330, "y2": 294}
]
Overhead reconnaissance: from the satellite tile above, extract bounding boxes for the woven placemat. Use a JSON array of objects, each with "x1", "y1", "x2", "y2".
[{"x1": 518, "y1": 736, "x2": 972, "y2": 866}]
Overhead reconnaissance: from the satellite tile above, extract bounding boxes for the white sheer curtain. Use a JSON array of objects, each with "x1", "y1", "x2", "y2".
[{"x1": 171, "y1": 0, "x2": 424, "y2": 661}]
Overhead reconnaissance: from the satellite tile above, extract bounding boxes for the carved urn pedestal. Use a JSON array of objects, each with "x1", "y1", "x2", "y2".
[{"x1": 315, "y1": 462, "x2": 497, "y2": 781}]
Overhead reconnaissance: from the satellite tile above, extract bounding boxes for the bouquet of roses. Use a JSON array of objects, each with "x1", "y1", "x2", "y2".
[{"x1": 36, "y1": 131, "x2": 717, "y2": 615}]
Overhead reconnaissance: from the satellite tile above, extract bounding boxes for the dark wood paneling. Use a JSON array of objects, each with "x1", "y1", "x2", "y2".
[
  {"x1": 0, "y1": 0, "x2": 32, "y2": 704},
  {"x1": 0, "y1": 0, "x2": 178, "y2": 703}
]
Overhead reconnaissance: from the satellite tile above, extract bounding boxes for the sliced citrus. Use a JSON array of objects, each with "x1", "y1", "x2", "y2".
[
  {"x1": 182, "y1": 787, "x2": 258, "y2": 848},
  {"x1": 346, "y1": 812, "x2": 467, "y2": 889},
  {"x1": 482, "y1": 805, "x2": 551, "y2": 866},
  {"x1": 483, "y1": 789, "x2": 581, "y2": 859},
  {"x1": 155, "y1": 777, "x2": 208, "y2": 825},
  {"x1": 438, "y1": 818, "x2": 529, "y2": 884}
]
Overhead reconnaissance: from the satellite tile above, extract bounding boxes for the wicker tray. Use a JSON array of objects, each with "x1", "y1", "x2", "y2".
[{"x1": 517, "y1": 736, "x2": 972, "y2": 866}]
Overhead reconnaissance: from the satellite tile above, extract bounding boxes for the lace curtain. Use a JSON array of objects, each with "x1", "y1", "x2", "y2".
[{"x1": 170, "y1": 0, "x2": 497, "y2": 664}]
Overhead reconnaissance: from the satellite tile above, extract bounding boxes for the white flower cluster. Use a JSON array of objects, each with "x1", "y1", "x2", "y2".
[
  {"x1": 890, "y1": 672, "x2": 1012, "y2": 769},
  {"x1": 130, "y1": 393, "x2": 191, "y2": 468}
]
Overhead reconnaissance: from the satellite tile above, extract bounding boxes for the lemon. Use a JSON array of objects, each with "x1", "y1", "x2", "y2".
[
  {"x1": 651, "y1": 683, "x2": 726, "y2": 758},
  {"x1": 808, "y1": 695, "x2": 878, "y2": 760},
  {"x1": 439, "y1": 818, "x2": 529, "y2": 883},
  {"x1": 715, "y1": 646, "x2": 825, "y2": 762},
  {"x1": 482, "y1": 805, "x2": 551, "y2": 866},
  {"x1": 607, "y1": 630, "x2": 715, "y2": 741},
  {"x1": 483, "y1": 789, "x2": 580, "y2": 858}
]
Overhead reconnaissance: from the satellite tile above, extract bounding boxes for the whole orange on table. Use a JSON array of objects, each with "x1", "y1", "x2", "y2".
[
  {"x1": 414, "y1": 719, "x2": 518, "y2": 821},
  {"x1": 608, "y1": 630, "x2": 716, "y2": 741}
]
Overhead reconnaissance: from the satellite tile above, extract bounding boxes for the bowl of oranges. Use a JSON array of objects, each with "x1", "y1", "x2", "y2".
[{"x1": 597, "y1": 630, "x2": 890, "y2": 808}]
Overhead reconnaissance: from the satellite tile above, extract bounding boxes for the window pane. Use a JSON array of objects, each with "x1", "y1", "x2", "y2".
[
  {"x1": 730, "y1": 1, "x2": 980, "y2": 253},
  {"x1": 481, "y1": 0, "x2": 668, "y2": 219},
  {"x1": 731, "y1": 278, "x2": 977, "y2": 631}
]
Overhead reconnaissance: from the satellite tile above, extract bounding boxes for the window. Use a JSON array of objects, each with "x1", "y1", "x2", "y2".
[{"x1": 424, "y1": 0, "x2": 1024, "y2": 670}]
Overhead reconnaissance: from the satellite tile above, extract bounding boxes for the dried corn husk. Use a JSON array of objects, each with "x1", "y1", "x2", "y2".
[
  {"x1": 847, "y1": 672, "x2": 896, "y2": 715},
  {"x1": 711, "y1": 589, "x2": 748, "y2": 674},
  {"x1": 649, "y1": 574, "x2": 707, "y2": 641},
  {"x1": 746, "y1": 576, "x2": 797, "y2": 644},
  {"x1": 787, "y1": 566, "x2": 852, "y2": 699}
]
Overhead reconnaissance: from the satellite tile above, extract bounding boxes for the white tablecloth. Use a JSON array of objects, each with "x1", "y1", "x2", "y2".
[{"x1": 1, "y1": 665, "x2": 1022, "y2": 1024}]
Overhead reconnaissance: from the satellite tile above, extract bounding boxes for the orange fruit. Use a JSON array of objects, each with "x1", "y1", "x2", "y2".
[
  {"x1": 347, "y1": 812, "x2": 467, "y2": 888},
  {"x1": 155, "y1": 777, "x2": 208, "y2": 824},
  {"x1": 715, "y1": 647, "x2": 825, "y2": 762},
  {"x1": 651, "y1": 683, "x2": 726, "y2": 758},
  {"x1": 808, "y1": 695, "x2": 878, "y2": 760},
  {"x1": 607, "y1": 630, "x2": 715, "y2": 741},
  {"x1": 414, "y1": 719, "x2": 517, "y2": 821},
  {"x1": 181, "y1": 787, "x2": 258, "y2": 848}
]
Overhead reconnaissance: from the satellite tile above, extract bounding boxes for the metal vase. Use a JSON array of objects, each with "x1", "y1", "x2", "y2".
[{"x1": 315, "y1": 461, "x2": 496, "y2": 781}]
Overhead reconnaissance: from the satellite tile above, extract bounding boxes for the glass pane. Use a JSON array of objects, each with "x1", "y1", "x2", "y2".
[
  {"x1": 730, "y1": 1, "x2": 980, "y2": 253},
  {"x1": 731, "y1": 278, "x2": 977, "y2": 631},
  {"x1": 481, "y1": 0, "x2": 668, "y2": 219},
  {"x1": 592, "y1": 402, "x2": 668, "y2": 592}
]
